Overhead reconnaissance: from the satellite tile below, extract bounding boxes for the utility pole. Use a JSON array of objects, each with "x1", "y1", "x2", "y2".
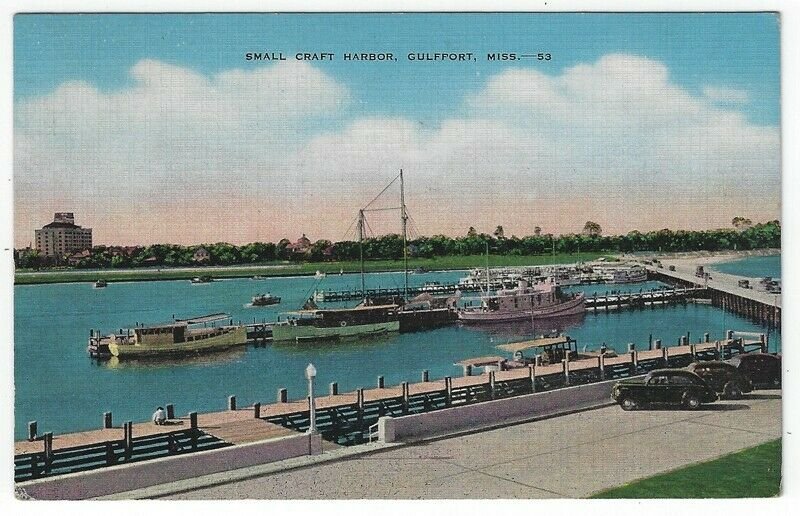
[
  {"x1": 400, "y1": 169, "x2": 409, "y2": 301},
  {"x1": 358, "y1": 209, "x2": 366, "y2": 300}
]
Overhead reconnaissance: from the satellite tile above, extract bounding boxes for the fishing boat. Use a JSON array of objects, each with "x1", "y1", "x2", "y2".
[
  {"x1": 93, "y1": 279, "x2": 108, "y2": 289},
  {"x1": 272, "y1": 304, "x2": 400, "y2": 342},
  {"x1": 251, "y1": 293, "x2": 281, "y2": 306},
  {"x1": 458, "y1": 279, "x2": 585, "y2": 324},
  {"x1": 190, "y1": 275, "x2": 213, "y2": 284},
  {"x1": 89, "y1": 314, "x2": 246, "y2": 359}
]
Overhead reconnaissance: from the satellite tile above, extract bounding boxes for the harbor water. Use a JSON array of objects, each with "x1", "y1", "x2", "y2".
[
  {"x1": 711, "y1": 255, "x2": 781, "y2": 279},
  {"x1": 14, "y1": 266, "x2": 780, "y2": 440}
]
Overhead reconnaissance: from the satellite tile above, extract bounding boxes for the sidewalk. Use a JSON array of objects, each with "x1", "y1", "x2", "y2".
[{"x1": 159, "y1": 390, "x2": 781, "y2": 499}]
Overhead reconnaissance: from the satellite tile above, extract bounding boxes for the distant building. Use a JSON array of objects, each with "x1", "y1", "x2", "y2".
[
  {"x1": 35, "y1": 212, "x2": 92, "y2": 258},
  {"x1": 193, "y1": 247, "x2": 211, "y2": 263},
  {"x1": 287, "y1": 234, "x2": 312, "y2": 254}
]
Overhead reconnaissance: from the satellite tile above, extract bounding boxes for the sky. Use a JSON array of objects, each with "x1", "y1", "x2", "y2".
[{"x1": 13, "y1": 13, "x2": 781, "y2": 247}]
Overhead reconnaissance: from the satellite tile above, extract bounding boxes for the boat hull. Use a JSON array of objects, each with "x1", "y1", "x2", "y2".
[
  {"x1": 458, "y1": 295, "x2": 586, "y2": 324},
  {"x1": 272, "y1": 320, "x2": 400, "y2": 342},
  {"x1": 108, "y1": 326, "x2": 247, "y2": 358}
]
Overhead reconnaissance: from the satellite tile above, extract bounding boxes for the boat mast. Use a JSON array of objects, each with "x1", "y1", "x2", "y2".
[
  {"x1": 358, "y1": 209, "x2": 366, "y2": 300},
  {"x1": 400, "y1": 169, "x2": 409, "y2": 301},
  {"x1": 485, "y1": 240, "x2": 490, "y2": 294}
]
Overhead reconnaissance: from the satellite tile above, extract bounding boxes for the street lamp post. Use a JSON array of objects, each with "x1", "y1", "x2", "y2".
[{"x1": 305, "y1": 363, "x2": 318, "y2": 435}]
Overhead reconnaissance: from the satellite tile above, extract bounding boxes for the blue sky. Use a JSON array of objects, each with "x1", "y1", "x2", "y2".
[
  {"x1": 15, "y1": 13, "x2": 780, "y2": 125},
  {"x1": 13, "y1": 13, "x2": 782, "y2": 246}
]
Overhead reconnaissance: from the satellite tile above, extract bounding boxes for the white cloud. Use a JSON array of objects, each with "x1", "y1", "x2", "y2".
[
  {"x1": 703, "y1": 86, "x2": 750, "y2": 104},
  {"x1": 14, "y1": 54, "x2": 779, "y2": 245}
]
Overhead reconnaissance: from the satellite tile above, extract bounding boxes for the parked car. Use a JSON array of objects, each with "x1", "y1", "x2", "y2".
[
  {"x1": 611, "y1": 369, "x2": 718, "y2": 411},
  {"x1": 727, "y1": 353, "x2": 781, "y2": 388},
  {"x1": 686, "y1": 361, "x2": 752, "y2": 399}
]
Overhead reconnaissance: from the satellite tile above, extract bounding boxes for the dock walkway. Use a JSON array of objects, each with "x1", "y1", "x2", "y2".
[{"x1": 16, "y1": 334, "x2": 766, "y2": 482}]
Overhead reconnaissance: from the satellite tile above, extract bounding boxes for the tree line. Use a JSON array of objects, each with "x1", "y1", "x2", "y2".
[{"x1": 14, "y1": 219, "x2": 781, "y2": 270}]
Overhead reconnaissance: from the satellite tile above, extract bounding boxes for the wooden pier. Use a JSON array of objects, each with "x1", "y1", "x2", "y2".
[
  {"x1": 647, "y1": 264, "x2": 781, "y2": 327},
  {"x1": 20, "y1": 331, "x2": 767, "y2": 483}
]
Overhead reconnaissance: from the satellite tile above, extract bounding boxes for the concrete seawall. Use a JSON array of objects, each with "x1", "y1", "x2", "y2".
[
  {"x1": 20, "y1": 432, "x2": 322, "y2": 500},
  {"x1": 379, "y1": 378, "x2": 621, "y2": 442}
]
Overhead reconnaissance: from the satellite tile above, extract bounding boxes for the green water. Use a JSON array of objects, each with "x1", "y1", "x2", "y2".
[
  {"x1": 711, "y1": 255, "x2": 781, "y2": 279},
  {"x1": 14, "y1": 270, "x2": 779, "y2": 440}
]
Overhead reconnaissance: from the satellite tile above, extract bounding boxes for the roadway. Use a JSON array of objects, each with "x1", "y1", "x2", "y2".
[{"x1": 163, "y1": 390, "x2": 781, "y2": 499}]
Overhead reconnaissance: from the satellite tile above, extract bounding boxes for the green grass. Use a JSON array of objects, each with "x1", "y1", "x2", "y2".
[
  {"x1": 591, "y1": 439, "x2": 781, "y2": 498},
  {"x1": 14, "y1": 252, "x2": 608, "y2": 285}
]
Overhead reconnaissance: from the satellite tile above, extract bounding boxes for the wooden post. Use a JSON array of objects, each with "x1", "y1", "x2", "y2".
[
  {"x1": 278, "y1": 388, "x2": 287, "y2": 403},
  {"x1": 599, "y1": 355, "x2": 605, "y2": 380},
  {"x1": 445, "y1": 376, "x2": 453, "y2": 407},
  {"x1": 529, "y1": 364, "x2": 536, "y2": 392},
  {"x1": 489, "y1": 371, "x2": 496, "y2": 398},
  {"x1": 662, "y1": 346, "x2": 668, "y2": 365},
  {"x1": 562, "y1": 358, "x2": 570, "y2": 386},
  {"x1": 189, "y1": 411, "x2": 198, "y2": 429},
  {"x1": 103, "y1": 412, "x2": 112, "y2": 429},
  {"x1": 253, "y1": 402, "x2": 261, "y2": 419},
  {"x1": 329, "y1": 382, "x2": 338, "y2": 395},
  {"x1": 228, "y1": 395, "x2": 237, "y2": 411},
  {"x1": 105, "y1": 441, "x2": 115, "y2": 466},
  {"x1": 463, "y1": 364, "x2": 472, "y2": 377},
  {"x1": 166, "y1": 404, "x2": 175, "y2": 419},
  {"x1": 654, "y1": 339, "x2": 662, "y2": 350},
  {"x1": 357, "y1": 388, "x2": 365, "y2": 427},
  {"x1": 726, "y1": 329, "x2": 734, "y2": 340},
  {"x1": 629, "y1": 351, "x2": 637, "y2": 374},
  {"x1": 43, "y1": 432, "x2": 53, "y2": 473},
  {"x1": 402, "y1": 382, "x2": 409, "y2": 414},
  {"x1": 28, "y1": 421, "x2": 37, "y2": 441},
  {"x1": 760, "y1": 333, "x2": 767, "y2": 353},
  {"x1": 704, "y1": 332, "x2": 710, "y2": 343},
  {"x1": 690, "y1": 343, "x2": 697, "y2": 359},
  {"x1": 377, "y1": 375, "x2": 385, "y2": 389},
  {"x1": 123, "y1": 422, "x2": 133, "y2": 459},
  {"x1": 422, "y1": 370, "x2": 429, "y2": 382}
]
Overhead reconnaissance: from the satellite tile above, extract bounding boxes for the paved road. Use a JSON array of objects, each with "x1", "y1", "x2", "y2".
[{"x1": 166, "y1": 390, "x2": 781, "y2": 499}]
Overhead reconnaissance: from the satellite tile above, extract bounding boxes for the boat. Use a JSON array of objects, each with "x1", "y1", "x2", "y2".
[
  {"x1": 598, "y1": 266, "x2": 647, "y2": 284},
  {"x1": 252, "y1": 275, "x2": 266, "y2": 280},
  {"x1": 93, "y1": 279, "x2": 107, "y2": 288},
  {"x1": 251, "y1": 293, "x2": 281, "y2": 306},
  {"x1": 190, "y1": 275, "x2": 213, "y2": 284},
  {"x1": 272, "y1": 304, "x2": 400, "y2": 342},
  {"x1": 458, "y1": 279, "x2": 586, "y2": 323},
  {"x1": 89, "y1": 314, "x2": 246, "y2": 359},
  {"x1": 315, "y1": 270, "x2": 326, "y2": 279}
]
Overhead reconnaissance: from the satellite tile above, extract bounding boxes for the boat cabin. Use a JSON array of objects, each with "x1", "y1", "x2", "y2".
[
  {"x1": 282, "y1": 304, "x2": 399, "y2": 328},
  {"x1": 496, "y1": 335, "x2": 579, "y2": 365}
]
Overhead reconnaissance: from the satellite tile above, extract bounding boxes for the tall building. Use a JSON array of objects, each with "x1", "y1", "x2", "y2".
[{"x1": 35, "y1": 212, "x2": 93, "y2": 257}]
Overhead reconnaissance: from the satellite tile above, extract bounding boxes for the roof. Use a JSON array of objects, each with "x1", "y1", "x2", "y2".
[
  {"x1": 175, "y1": 313, "x2": 230, "y2": 324},
  {"x1": 455, "y1": 356, "x2": 506, "y2": 367},
  {"x1": 284, "y1": 304, "x2": 399, "y2": 315},
  {"x1": 496, "y1": 336, "x2": 571, "y2": 353},
  {"x1": 41, "y1": 222, "x2": 84, "y2": 229}
]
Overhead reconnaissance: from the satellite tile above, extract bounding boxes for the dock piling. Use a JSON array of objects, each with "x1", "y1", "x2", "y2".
[
  {"x1": 402, "y1": 382, "x2": 409, "y2": 413},
  {"x1": 562, "y1": 359, "x2": 570, "y2": 386},
  {"x1": 377, "y1": 376, "x2": 385, "y2": 389},
  {"x1": 103, "y1": 412, "x2": 112, "y2": 429},
  {"x1": 123, "y1": 422, "x2": 133, "y2": 459},
  {"x1": 278, "y1": 388, "x2": 287, "y2": 403},
  {"x1": 28, "y1": 421, "x2": 37, "y2": 441},
  {"x1": 43, "y1": 432, "x2": 53, "y2": 472},
  {"x1": 189, "y1": 411, "x2": 198, "y2": 429},
  {"x1": 228, "y1": 396, "x2": 237, "y2": 411},
  {"x1": 254, "y1": 402, "x2": 261, "y2": 419},
  {"x1": 445, "y1": 376, "x2": 453, "y2": 407},
  {"x1": 166, "y1": 404, "x2": 174, "y2": 419},
  {"x1": 599, "y1": 355, "x2": 605, "y2": 380},
  {"x1": 654, "y1": 339, "x2": 662, "y2": 350},
  {"x1": 704, "y1": 332, "x2": 710, "y2": 343},
  {"x1": 422, "y1": 370, "x2": 429, "y2": 382},
  {"x1": 329, "y1": 382, "x2": 338, "y2": 396},
  {"x1": 529, "y1": 364, "x2": 536, "y2": 392},
  {"x1": 489, "y1": 371, "x2": 496, "y2": 398}
]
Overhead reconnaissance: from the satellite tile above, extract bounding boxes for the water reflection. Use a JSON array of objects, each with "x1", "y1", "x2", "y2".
[{"x1": 459, "y1": 312, "x2": 587, "y2": 340}]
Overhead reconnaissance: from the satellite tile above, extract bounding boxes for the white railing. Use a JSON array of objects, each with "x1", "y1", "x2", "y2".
[{"x1": 368, "y1": 422, "x2": 380, "y2": 443}]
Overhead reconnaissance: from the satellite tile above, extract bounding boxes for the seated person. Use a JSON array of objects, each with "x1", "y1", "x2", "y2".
[{"x1": 152, "y1": 406, "x2": 167, "y2": 425}]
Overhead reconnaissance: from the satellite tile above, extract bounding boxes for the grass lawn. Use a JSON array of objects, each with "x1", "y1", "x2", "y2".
[
  {"x1": 14, "y1": 252, "x2": 609, "y2": 285},
  {"x1": 591, "y1": 439, "x2": 781, "y2": 498}
]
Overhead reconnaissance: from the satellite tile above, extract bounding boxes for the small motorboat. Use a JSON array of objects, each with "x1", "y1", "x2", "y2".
[
  {"x1": 251, "y1": 293, "x2": 281, "y2": 306},
  {"x1": 191, "y1": 275, "x2": 213, "y2": 284},
  {"x1": 315, "y1": 270, "x2": 326, "y2": 279},
  {"x1": 94, "y1": 279, "x2": 108, "y2": 289}
]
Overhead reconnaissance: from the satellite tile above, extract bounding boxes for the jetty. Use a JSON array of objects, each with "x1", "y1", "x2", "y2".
[
  {"x1": 20, "y1": 330, "x2": 768, "y2": 483},
  {"x1": 646, "y1": 263, "x2": 780, "y2": 327}
]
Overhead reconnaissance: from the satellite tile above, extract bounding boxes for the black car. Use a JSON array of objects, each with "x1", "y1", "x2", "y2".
[
  {"x1": 686, "y1": 361, "x2": 753, "y2": 399},
  {"x1": 611, "y1": 369, "x2": 718, "y2": 411},
  {"x1": 727, "y1": 353, "x2": 781, "y2": 388}
]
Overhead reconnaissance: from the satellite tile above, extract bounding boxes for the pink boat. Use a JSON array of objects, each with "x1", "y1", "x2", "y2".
[{"x1": 458, "y1": 279, "x2": 586, "y2": 323}]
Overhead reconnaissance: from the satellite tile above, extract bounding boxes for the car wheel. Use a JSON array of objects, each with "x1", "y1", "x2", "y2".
[
  {"x1": 620, "y1": 397, "x2": 638, "y2": 411},
  {"x1": 723, "y1": 382, "x2": 742, "y2": 400},
  {"x1": 682, "y1": 393, "x2": 701, "y2": 410}
]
